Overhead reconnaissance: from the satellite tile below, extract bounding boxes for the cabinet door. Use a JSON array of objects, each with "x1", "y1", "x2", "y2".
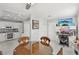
[
  {"x1": 0, "y1": 34, "x2": 6, "y2": 41},
  {"x1": 13, "y1": 33, "x2": 21, "y2": 39}
]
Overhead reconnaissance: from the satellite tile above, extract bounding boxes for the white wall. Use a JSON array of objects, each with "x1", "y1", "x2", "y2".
[
  {"x1": 0, "y1": 21, "x2": 23, "y2": 41},
  {"x1": 39, "y1": 17, "x2": 48, "y2": 38},
  {"x1": 31, "y1": 16, "x2": 39, "y2": 41},
  {"x1": 48, "y1": 22, "x2": 57, "y2": 41},
  {"x1": 78, "y1": 14, "x2": 79, "y2": 36},
  {"x1": 23, "y1": 20, "x2": 30, "y2": 37},
  {"x1": 31, "y1": 16, "x2": 48, "y2": 41}
]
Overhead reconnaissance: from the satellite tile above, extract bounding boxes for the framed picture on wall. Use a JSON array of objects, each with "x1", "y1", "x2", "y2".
[{"x1": 32, "y1": 20, "x2": 39, "y2": 29}]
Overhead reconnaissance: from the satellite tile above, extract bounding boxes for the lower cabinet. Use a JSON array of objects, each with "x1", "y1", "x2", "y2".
[
  {"x1": 0, "y1": 33, "x2": 21, "y2": 42},
  {"x1": 0, "y1": 34, "x2": 6, "y2": 41}
]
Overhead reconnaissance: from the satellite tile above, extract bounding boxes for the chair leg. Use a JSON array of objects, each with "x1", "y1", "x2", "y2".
[{"x1": 74, "y1": 50, "x2": 78, "y2": 55}]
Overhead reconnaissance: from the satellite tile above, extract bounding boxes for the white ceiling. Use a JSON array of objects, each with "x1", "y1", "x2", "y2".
[
  {"x1": 0, "y1": 3, "x2": 78, "y2": 22},
  {"x1": 0, "y1": 3, "x2": 30, "y2": 21},
  {"x1": 31, "y1": 3, "x2": 79, "y2": 21}
]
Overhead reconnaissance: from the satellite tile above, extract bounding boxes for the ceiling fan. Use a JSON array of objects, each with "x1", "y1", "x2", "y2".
[{"x1": 26, "y1": 3, "x2": 35, "y2": 10}]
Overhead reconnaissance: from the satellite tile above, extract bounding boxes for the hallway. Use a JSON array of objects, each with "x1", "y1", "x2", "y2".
[{"x1": 52, "y1": 36, "x2": 75, "y2": 55}]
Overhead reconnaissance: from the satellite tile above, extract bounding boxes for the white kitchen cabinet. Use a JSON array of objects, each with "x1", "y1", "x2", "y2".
[
  {"x1": 13, "y1": 33, "x2": 22, "y2": 39},
  {"x1": 0, "y1": 33, "x2": 6, "y2": 41},
  {"x1": 0, "y1": 21, "x2": 23, "y2": 41}
]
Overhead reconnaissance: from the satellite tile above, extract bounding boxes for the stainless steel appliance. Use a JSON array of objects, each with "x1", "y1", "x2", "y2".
[{"x1": 7, "y1": 33, "x2": 13, "y2": 39}]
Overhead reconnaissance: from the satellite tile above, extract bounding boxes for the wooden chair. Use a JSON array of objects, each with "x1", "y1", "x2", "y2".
[
  {"x1": 13, "y1": 43, "x2": 31, "y2": 55},
  {"x1": 32, "y1": 42, "x2": 39, "y2": 55},
  {"x1": 32, "y1": 42, "x2": 53, "y2": 55},
  {"x1": 18, "y1": 36, "x2": 29, "y2": 44},
  {"x1": 13, "y1": 36, "x2": 31, "y2": 55},
  {"x1": 0, "y1": 51, "x2": 2, "y2": 55},
  {"x1": 57, "y1": 47, "x2": 63, "y2": 55}
]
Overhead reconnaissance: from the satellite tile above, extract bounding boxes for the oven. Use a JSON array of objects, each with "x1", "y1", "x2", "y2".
[{"x1": 7, "y1": 33, "x2": 13, "y2": 39}]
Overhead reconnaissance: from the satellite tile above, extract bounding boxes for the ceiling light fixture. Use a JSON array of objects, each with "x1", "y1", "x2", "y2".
[
  {"x1": 26, "y1": 3, "x2": 35, "y2": 10},
  {"x1": 26, "y1": 3, "x2": 31, "y2": 10}
]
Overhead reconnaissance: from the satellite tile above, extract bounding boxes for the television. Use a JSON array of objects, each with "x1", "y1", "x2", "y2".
[
  {"x1": 57, "y1": 18, "x2": 75, "y2": 34},
  {"x1": 58, "y1": 18, "x2": 74, "y2": 26}
]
